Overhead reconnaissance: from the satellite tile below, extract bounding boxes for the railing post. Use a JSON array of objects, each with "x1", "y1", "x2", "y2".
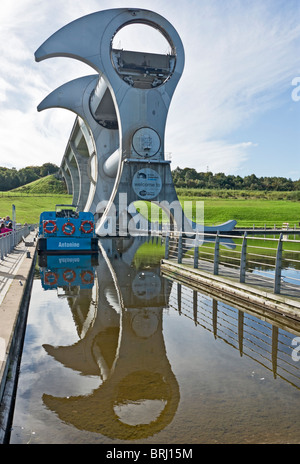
[
  {"x1": 164, "y1": 232, "x2": 170, "y2": 259},
  {"x1": 240, "y1": 232, "x2": 247, "y2": 283},
  {"x1": 274, "y1": 233, "x2": 283, "y2": 294},
  {"x1": 194, "y1": 232, "x2": 199, "y2": 269},
  {"x1": 178, "y1": 233, "x2": 183, "y2": 264},
  {"x1": 213, "y1": 232, "x2": 220, "y2": 275},
  {"x1": 5, "y1": 234, "x2": 9, "y2": 256}
]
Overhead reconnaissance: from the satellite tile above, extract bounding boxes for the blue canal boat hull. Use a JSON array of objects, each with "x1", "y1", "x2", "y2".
[
  {"x1": 37, "y1": 206, "x2": 98, "y2": 254},
  {"x1": 38, "y1": 236, "x2": 99, "y2": 253}
]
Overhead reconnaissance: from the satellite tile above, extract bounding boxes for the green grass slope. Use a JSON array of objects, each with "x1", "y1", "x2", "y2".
[
  {"x1": 0, "y1": 174, "x2": 299, "y2": 227},
  {"x1": 0, "y1": 195, "x2": 72, "y2": 224},
  {"x1": 11, "y1": 174, "x2": 68, "y2": 194}
]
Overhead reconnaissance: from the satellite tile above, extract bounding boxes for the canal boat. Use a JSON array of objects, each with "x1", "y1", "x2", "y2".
[{"x1": 37, "y1": 205, "x2": 98, "y2": 254}]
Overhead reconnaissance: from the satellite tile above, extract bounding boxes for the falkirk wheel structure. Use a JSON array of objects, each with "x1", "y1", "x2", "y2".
[{"x1": 35, "y1": 8, "x2": 236, "y2": 236}]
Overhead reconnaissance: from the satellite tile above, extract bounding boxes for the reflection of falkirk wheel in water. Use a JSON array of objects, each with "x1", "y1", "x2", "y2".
[
  {"x1": 35, "y1": 8, "x2": 236, "y2": 234},
  {"x1": 42, "y1": 238, "x2": 179, "y2": 440}
]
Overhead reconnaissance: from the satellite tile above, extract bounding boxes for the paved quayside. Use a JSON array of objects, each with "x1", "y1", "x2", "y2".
[{"x1": 0, "y1": 229, "x2": 38, "y2": 443}]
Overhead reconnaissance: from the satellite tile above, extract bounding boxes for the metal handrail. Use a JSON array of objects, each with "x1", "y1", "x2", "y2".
[
  {"x1": 0, "y1": 224, "x2": 37, "y2": 260},
  {"x1": 164, "y1": 230, "x2": 300, "y2": 295}
]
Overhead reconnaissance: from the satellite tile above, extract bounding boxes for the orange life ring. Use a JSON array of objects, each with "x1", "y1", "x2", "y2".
[
  {"x1": 44, "y1": 272, "x2": 58, "y2": 286},
  {"x1": 81, "y1": 270, "x2": 94, "y2": 284},
  {"x1": 63, "y1": 269, "x2": 76, "y2": 283},
  {"x1": 80, "y1": 220, "x2": 94, "y2": 234},
  {"x1": 62, "y1": 221, "x2": 75, "y2": 235},
  {"x1": 43, "y1": 220, "x2": 57, "y2": 234}
]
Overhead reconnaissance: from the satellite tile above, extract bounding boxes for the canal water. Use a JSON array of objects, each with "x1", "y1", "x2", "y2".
[{"x1": 9, "y1": 237, "x2": 300, "y2": 444}]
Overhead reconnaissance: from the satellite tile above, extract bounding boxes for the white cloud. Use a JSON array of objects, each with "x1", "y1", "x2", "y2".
[
  {"x1": 0, "y1": 0, "x2": 96, "y2": 168},
  {"x1": 164, "y1": 0, "x2": 300, "y2": 173},
  {"x1": 0, "y1": 0, "x2": 299, "y2": 174}
]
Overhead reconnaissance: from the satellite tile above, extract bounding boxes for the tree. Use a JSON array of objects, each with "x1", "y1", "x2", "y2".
[
  {"x1": 171, "y1": 167, "x2": 300, "y2": 192},
  {"x1": 0, "y1": 163, "x2": 60, "y2": 191},
  {"x1": 40, "y1": 163, "x2": 59, "y2": 177}
]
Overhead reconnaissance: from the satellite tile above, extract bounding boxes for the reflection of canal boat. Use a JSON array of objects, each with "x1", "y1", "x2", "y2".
[
  {"x1": 39, "y1": 253, "x2": 98, "y2": 290},
  {"x1": 37, "y1": 205, "x2": 98, "y2": 254}
]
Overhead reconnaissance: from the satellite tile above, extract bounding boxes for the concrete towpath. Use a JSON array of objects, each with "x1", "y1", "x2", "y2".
[{"x1": 0, "y1": 229, "x2": 38, "y2": 442}]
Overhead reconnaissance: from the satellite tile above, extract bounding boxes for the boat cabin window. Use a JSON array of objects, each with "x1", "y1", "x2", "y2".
[{"x1": 55, "y1": 205, "x2": 79, "y2": 219}]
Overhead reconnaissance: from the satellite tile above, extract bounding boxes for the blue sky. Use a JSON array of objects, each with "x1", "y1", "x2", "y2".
[{"x1": 0, "y1": 0, "x2": 299, "y2": 179}]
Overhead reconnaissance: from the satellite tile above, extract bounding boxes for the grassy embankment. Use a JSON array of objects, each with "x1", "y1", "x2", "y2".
[
  {"x1": 176, "y1": 188, "x2": 300, "y2": 228},
  {"x1": 0, "y1": 175, "x2": 299, "y2": 227},
  {"x1": 0, "y1": 175, "x2": 71, "y2": 224}
]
